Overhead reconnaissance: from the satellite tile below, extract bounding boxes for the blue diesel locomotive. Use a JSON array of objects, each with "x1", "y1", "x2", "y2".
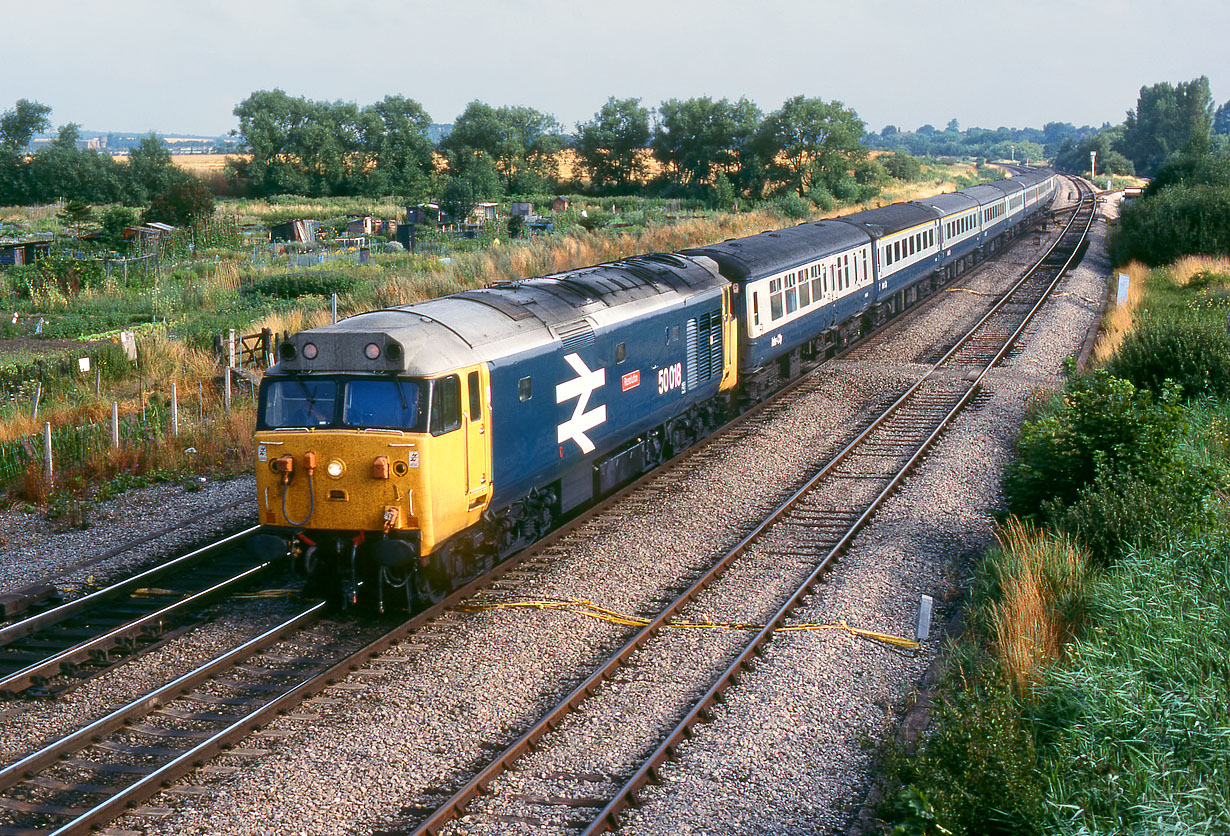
[{"x1": 254, "y1": 168, "x2": 1058, "y2": 610}]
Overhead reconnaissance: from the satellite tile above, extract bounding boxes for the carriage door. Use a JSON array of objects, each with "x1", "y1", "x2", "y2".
[{"x1": 464, "y1": 367, "x2": 491, "y2": 506}]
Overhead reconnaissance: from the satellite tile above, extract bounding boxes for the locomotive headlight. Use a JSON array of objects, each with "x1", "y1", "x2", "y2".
[
  {"x1": 302, "y1": 342, "x2": 318, "y2": 360},
  {"x1": 364, "y1": 342, "x2": 381, "y2": 360},
  {"x1": 326, "y1": 459, "x2": 345, "y2": 479}
]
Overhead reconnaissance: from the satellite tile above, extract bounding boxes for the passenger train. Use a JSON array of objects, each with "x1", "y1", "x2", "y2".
[{"x1": 254, "y1": 167, "x2": 1059, "y2": 611}]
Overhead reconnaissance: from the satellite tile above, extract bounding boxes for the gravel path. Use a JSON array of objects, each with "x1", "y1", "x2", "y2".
[
  {"x1": 0, "y1": 476, "x2": 256, "y2": 601},
  {"x1": 0, "y1": 182, "x2": 1106, "y2": 836}
]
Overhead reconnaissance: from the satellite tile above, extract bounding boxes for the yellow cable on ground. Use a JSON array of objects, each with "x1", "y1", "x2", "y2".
[
  {"x1": 457, "y1": 599, "x2": 920, "y2": 651},
  {"x1": 943, "y1": 287, "x2": 997, "y2": 296}
]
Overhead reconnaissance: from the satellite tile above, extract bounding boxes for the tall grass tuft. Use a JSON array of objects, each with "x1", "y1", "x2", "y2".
[
  {"x1": 982, "y1": 518, "x2": 1089, "y2": 692},
  {"x1": 1092, "y1": 260, "x2": 1150, "y2": 364}
]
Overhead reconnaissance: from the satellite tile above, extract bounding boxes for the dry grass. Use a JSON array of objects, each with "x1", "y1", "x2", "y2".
[
  {"x1": 1091, "y1": 260, "x2": 1150, "y2": 364},
  {"x1": 1166, "y1": 253, "x2": 1230, "y2": 287},
  {"x1": 988, "y1": 518, "x2": 1088, "y2": 692},
  {"x1": 1090, "y1": 255, "x2": 1230, "y2": 365}
]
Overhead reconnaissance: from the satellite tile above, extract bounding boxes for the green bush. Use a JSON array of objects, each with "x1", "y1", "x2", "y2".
[
  {"x1": 879, "y1": 674, "x2": 1047, "y2": 836},
  {"x1": 772, "y1": 194, "x2": 810, "y2": 220},
  {"x1": 1003, "y1": 362, "x2": 1186, "y2": 519},
  {"x1": 1114, "y1": 184, "x2": 1230, "y2": 265},
  {"x1": 1047, "y1": 464, "x2": 1218, "y2": 567},
  {"x1": 884, "y1": 152, "x2": 923, "y2": 181},
  {"x1": 241, "y1": 270, "x2": 363, "y2": 300},
  {"x1": 1106, "y1": 316, "x2": 1230, "y2": 400}
]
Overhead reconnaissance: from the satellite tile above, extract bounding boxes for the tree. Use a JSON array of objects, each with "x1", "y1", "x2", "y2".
[
  {"x1": 651, "y1": 96, "x2": 761, "y2": 195},
  {"x1": 230, "y1": 89, "x2": 436, "y2": 198},
  {"x1": 0, "y1": 99, "x2": 51, "y2": 153},
  {"x1": 1214, "y1": 101, "x2": 1230, "y2": 136},
  {"x1": 363, "y1": 94, "x2": 435, "y2": 199},
  {"x1": 57, "y1": 199, "x2": 94, "y2": 240},
  {"x1": 1122, "y1": 76, "x2": 1214, "y2": 176},
  {"x1": 751, "y1": 96, "x2": 866, "y2": 199},
  {"x1": 443, "y1": 101, "x2": 565, "y2": 191},
  {"x1": 124, "y1": 133, "x2": 184, "y2": 204},
  {"x1": 574, "y1": 97, "x2": 651, "y2": 191},
  {"x1": 145, "y1": 177, "x2": 214, "y2": 226},
  {"x1": 440, "y1": 155, "x2": 501, "y2": 223}
]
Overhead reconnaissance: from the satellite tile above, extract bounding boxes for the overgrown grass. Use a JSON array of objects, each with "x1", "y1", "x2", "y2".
[{"x1": 878, "y1": 255, "x2": 1230, "y2": 836}]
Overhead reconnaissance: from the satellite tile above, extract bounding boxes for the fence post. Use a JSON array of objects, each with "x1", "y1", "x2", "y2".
[
  {"x1": 95, "y1": 368, "x2": 100, "y2": 397},
  {"x1": 262, "y1": 328, "x2": 273, "y2": 367},
  {"x1": 228, "y1": 329, "x2": 236, "y2": 369},
  {"x1": 332, "y1": 293, "x2": 338, "y2": 324},
  {"x1": 43, "y1": 422, "x2": 53, "y2": 484},
  {"x1": 171, "y1": 382, "x2": 179, "y2": 437},
  {"x1": 111, "y1": 402, "x2": 120, "y2": 449},
  {"x1": 224, "y1": 366, "x2": 231, "y2": 414},
  {"x1": 30, "y1": 381, "x2": 41, "y2": 420}
]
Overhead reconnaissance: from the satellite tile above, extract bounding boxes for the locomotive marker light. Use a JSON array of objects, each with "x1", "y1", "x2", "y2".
[
  {"x1": 302, "y1": 343, "x2": 318, "y2": 360},
  {"x1": 364, "y1": 343, "x2": 381, "y2": 360}
]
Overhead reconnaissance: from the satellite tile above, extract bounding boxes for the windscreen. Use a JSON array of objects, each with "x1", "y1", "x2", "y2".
[
  {"x1": 343, "y1": 378, "x2": 427, "y2": 431},
  {"x1": 261, "y1": 376, "x2": 430, "y2": 431},
  {"x1": 261, "y1": 379, "x2": 338, "y2": 428}
]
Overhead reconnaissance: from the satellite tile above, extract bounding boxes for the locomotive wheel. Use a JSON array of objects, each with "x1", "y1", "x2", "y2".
[{"x1": 414, "y1": 542, "x2": 458, "y2": 608}]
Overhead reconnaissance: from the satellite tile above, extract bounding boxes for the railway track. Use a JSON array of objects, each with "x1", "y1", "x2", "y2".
[
  {"x1": 0, "y1": 528, "x2": 269, "y2": 698},
  {"x1": 380, "y1": 177, "x2": 1096, "y2": 835},
  {"x1": 0, "y1": 181, "x2": 1090, "y2": 835}
]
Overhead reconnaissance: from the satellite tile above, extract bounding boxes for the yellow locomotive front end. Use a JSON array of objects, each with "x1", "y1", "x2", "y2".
[{"x1": 255, "y1": 339, "x2": 493, "y2": 611}]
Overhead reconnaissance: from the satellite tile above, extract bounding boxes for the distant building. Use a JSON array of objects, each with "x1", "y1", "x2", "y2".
[
  {"x1": 552, "y1": 196, "x2": 571, "y2": 212},
  {"x1": 470, "y1": 202, "x2": 498, "y2": 224},
  {"x1": 0, "y1": 238, "x2": 52, "y2": 270},
  {"x1": 270, "y1": 219, "x2": 319, "y2": 242},
  {"x1": 510, "y1": 202, "x2": 533, "y2": 218}
]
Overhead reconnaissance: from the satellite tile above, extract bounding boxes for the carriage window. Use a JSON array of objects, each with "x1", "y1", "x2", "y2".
[
  {"x1": 798, "y1": 277, "x2": 810, "y2": 307},
  {"x1": 770, "y1": 278, "x2": 784, "y2": 320},
  {"x1": 430, "y1": 375, "x2": 462, "y2": 435},
  {"x1": 785, "y1": 279, "x2": 798, "y2": 315},
  {"x1": 752, "y1": 293, "x2": 760, "y2": 326},
  {"x1": 518, "y1": 376, "x2": 532, "y2": 402},
  {"x1": 812, "y1": 273, "x2": 822, "y2": 301}
]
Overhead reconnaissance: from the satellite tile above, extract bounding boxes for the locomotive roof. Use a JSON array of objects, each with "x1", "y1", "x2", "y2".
[
  {"x1": 837, "y1": 202, "x2": 940, "y2": 238},
  {"x1": 269, "y1": 254, "x2": 727, "y2": 377},
  {"x1": 682, "y1": 220, "x2": 868, "y2": 281}
]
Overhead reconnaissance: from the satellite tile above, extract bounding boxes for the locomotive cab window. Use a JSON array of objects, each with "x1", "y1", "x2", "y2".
[
  {"x1": 430, "y1": 375, "x2": 462, "y2": 435},
  {"x1": 342, "y1": 378, "x2": 426, "y2": 431},
  {"x1": 260, "y1": 378, "x2": 338, "y2": 428},
  {"x1": 467, "y1": 372, "x2": 481, "y2": 419},
  {"x1": 518, "y1": 376, "x2": 532, "y2": 402}
]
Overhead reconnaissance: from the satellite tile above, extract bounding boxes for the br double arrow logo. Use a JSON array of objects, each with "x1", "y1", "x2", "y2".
[{"x1": 556, "y1": 353, "x2": 606, "y2": 454}]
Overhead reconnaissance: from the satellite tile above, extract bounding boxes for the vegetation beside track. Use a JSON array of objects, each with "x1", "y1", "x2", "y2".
[{"x1": 877, "y1": 187, "x2": 1230, "y2": 833}]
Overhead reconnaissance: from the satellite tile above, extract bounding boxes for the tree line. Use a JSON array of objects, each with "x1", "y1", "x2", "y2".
[
  {"x1": 1053, "y1": 76, "x2": 1230, "y2": 178},
  {"x1": 0, "y1": 100, "x2": 213, "y2": 224},
  {"x1": 225, "y1": 89, "x2": 885, "y2": 210}
]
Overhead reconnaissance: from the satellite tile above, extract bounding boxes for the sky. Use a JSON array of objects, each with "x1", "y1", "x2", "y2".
[{"x1": 3, "y1": 0, "x2": 1229, "y2": 139}]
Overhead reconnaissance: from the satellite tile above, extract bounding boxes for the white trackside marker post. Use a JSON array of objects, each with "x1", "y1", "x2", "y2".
[
  {"x1": 1117, "y1": 272, "x2": 1130, "y2": 306},
  {"x1": 916, "y1": 594, "x2": 934, "y2": 642}
]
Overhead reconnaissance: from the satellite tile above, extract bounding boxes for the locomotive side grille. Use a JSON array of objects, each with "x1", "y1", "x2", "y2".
[
  {"x1": 556, "y1": 319, "x2": 595, "y2": 352},
  {"x1": 685, "y1": 310, "x2": 723, "y2": 389}
]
